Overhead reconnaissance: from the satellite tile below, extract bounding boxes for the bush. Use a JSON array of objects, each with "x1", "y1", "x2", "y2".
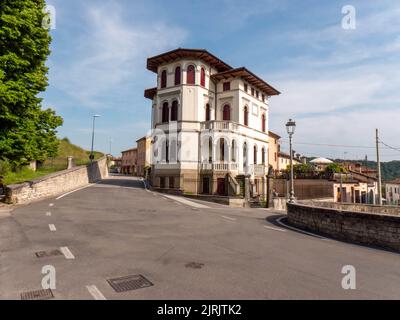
[{"x1": 0, "y1": 160, "x2": 11, "y2": 176}]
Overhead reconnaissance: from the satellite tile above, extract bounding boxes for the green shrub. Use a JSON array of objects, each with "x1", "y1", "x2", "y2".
[{"x1": 0, "y1": 160, "x2": 11, "y2": 176}]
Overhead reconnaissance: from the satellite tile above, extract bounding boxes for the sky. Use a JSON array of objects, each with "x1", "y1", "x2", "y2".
[{"x1": 43, "y1": 0, "x2": 400, "y2": 161}]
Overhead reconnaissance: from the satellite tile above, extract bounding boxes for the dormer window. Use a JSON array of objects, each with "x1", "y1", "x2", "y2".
[{"x1": 223, "y1": 82, "x2": 230, "y2": 91}]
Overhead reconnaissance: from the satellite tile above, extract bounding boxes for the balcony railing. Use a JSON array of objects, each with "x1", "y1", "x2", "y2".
[
  {"x1": 200, "y1": 162, "x2": 238, "y2": 171},
  {"x1": 201, "y1": 121, "x2": 238, "y2": 131}
]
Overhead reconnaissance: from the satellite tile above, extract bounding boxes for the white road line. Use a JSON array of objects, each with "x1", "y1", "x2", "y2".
[
  {"x1": 163, "y1": 195, "x2": 210, "y2": 208},
  {"x1": 46, "y1": 212, "x2": 52, "y2": 216},
  {"x1": 221, "y1": 215, "x2": 237, "y2": 221},
  {"x1": 60, "y1": 246, "x2": 75, "y2": 259},
  {"x1": 86, "y1": 285, "x2": 107, "y2": 300},
  {"x1": 56, "y1": 184, "x2": 94, "y2": 200},
  {"x1": 48, "y1": 224, "x2": 57, "y2": 232},
  {"x1": 264, "y1": 225, "x2": 286, "y2": 232},
  {"x1": 276, "y1": 216, "x2": 328, "y2": 240},
  {"x1": 49, "y1": 203, "x2": 54, "y2": 207}
]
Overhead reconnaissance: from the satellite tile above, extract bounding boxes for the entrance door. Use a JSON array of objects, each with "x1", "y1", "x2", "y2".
[
  {"x1": 203, "y1": 177, "x2": 210, "y2": 194},
  {"x1": 217, "y1": 178, "x2": 226, "y2": 196}
]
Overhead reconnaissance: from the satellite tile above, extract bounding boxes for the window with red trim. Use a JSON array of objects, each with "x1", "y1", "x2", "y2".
[
  {"x1": 261, "y1": 113, "x2": 266, "y2": 132},
  {"x1": 200, "y1": 68, "x2": 205, "y2": 87},
  {"x1": 187, "y1": 65, "x2": 195, "y2": 84},
  {"x1": 223, "y1": 82, "x2": 230, "y2": 91},
  {"x1": 223, "y1": 105, "x2": 231, "y2": 121},
  {"x1": 171, "y1": 101, "x2": 178, "y2": 121},
  {"x1": 162, "y1": 102, "x2": 169, "y2": 123},
  {"x1": 175, "y1": 66, "x2": 181, "y2": 85}
]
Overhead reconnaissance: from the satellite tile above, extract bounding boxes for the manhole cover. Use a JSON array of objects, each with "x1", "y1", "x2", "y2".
[
  {"x1": 185, "y1": 262, "x2": 205, "y2": 269},
  {"x1": 21, "y1": 289, "x2": 54, "y2": 300},
  {"x1": 35, "y1": 249, "x2": 63, "y2": 258},
  {"x1": 107, "y1": 274, "x2": 153, "y2": 293}
]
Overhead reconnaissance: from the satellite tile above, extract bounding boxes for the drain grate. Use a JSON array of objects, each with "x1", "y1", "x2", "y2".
[
  {"x1": 185, "y1": 262, "x2": 205, "y2": 269},
  {"x1": 107, "y1": 274, "x2": 153, "y2": 293},
  {"x1": 35, "y1": 249, "x2": 63, "y2": 258},
  {"x1": 21, "y1": 289, "x2": 54, "y2": 300}
]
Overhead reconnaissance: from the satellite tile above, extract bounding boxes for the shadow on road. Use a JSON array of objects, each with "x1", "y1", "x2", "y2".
[{"x1": 97, "y1": 174, "x2": 144, "y2": 189}]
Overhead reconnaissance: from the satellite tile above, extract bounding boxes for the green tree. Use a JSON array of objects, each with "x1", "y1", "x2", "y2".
[
  {"x1": 325, "y1": 163, "x2": 346, "y2": 174},
  {"x1": 0, "y1": 0, "x2": 63, "y2": 166}
]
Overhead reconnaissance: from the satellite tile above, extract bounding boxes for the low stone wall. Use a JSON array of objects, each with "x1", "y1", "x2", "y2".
[
  {"x1": 5, "y1": 157, "x2": 109, "y2": 204},
  {"x1": 287, "y1": 201, "x2": 400, "y2": 252}
]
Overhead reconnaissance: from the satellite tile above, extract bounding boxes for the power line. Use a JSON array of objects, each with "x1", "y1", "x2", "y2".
[
  {"x1": 379, "y1": 140, "x2": 400, "y2": 153},
  {"x1": 280, "y1": 139, "x2": 399, "y2": 151}
]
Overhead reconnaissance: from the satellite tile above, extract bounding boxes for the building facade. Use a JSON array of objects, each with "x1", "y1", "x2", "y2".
[
  {"x1": 121, "y1": 148, "x2": 137, "y2": 175},
  {"x1": 136, "y1": 136, "x2": 152, "y2": 177},
  {"x1": 144, "y1": 48, "x2": 280, "y2": 196},
  {"x1": 268, "y1": 131, "x2": 280, "y2": 173},
  {"x1": 386, "y1": 179, "x2": 400, "y2": 206}
]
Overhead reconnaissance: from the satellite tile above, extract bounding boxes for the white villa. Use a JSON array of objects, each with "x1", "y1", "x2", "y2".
[{"x1": 144, "y1": 48, "x2": 280, "y2": 196}]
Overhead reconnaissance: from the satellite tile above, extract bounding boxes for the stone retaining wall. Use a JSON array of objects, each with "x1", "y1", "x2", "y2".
[
  {"x1": 287, "y1": 201, "x2": 400, "y2": 252},
  {"x1": 5, "y1": 156, "x2": 109, "y2": 204}
]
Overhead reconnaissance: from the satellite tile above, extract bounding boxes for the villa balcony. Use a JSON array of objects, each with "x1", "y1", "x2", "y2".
[
  {"x1": 200, "y1": 121, "x2": 238, "y2": 131},
  {"x1": 200, "y1": 162, "x2": 238, "y2": 172}
]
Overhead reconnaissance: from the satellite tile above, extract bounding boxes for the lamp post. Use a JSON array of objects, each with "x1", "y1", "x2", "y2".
[
  {"x1": 90, "y1": 115, "x2": 101, "y2": 164},
  {"x1": 286, "y1": 119, "x2": 296, "y2": 203}
]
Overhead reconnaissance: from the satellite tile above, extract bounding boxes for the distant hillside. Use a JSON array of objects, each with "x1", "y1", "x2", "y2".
[
  {"x1": 45, "y1": 138, "x2": 104, "y2": 169},
  {"x1": 310, "y1": 157, "x2": 400, "y2": 182}
]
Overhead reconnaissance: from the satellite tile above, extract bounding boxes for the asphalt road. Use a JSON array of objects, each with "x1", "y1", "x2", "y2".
[{"x1": 1, "y1": 175, "x2": 400, "y2": 300}]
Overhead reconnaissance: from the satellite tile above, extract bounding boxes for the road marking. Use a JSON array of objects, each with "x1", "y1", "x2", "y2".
[
  {"x1": 49, "y1": 203, "x2": 54, "y2": 207},
  {"x1": 56, "y1": 184, "x2": 94, "y2": 200},
  {"x1": 46, "y1": 212, "x2": 52, "y2": 216},
  {"x1": 60, "y1": 246, "x2": 75, "y2": 259},
  {"x1": 163, "y1": 195, "x2": 210, "y2": 208},
  {"x1": 48, "y1": 224, "x2": 57, "y2": 232},
  {"x1": 86, "y1": 285, "x2": 107, "y2": 300},
  {"x1": 276, "y1": 216, "x2": 328, "y2": 240},
  {"x1": 264, "y1": 225, "x2": 286, "y2": 232},
  {"x1": 221, "y1": 215, "x2": 237, "y2": 221}
]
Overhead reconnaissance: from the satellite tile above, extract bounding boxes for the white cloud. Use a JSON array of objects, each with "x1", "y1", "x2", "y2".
[{"x1": 50, "y1": 2, "x2": 187, "y2": 109}]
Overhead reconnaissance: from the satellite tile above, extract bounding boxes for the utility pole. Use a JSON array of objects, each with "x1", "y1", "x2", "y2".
[{"x1": 376, "y1": 128, "x2": 382, "y2": 205}]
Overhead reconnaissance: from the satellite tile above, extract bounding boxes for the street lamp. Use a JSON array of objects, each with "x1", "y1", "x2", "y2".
[
  {"x1": 90, "y1": 115, "x2": 101, "y2": 164},
  {"x1": 286, "y1": 119, "x2": 296, "y2": 203}
]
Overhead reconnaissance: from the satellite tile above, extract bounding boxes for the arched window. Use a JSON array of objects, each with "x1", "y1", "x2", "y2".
[
  {"x1": 171, "y1": 101, "x2": 178, "y2": 121},
  {"x1": 223, "y1": 104, "x2": 231, "y2": 121},
  {"x1": 261, "y1": 113, "x2": 266, "y2": 132},
  {"x1": 244, "y1": 106, "x2": 249, "y2": 126},
  {"x1": 206, "y1": 104, "x2": 211, "y2": 121},
  {"x1": 253, "y1": 145, "x2": 258, "y2": 164},
  {"x1": 262, "y1": 147, "x2": 265, "y2": 164},
  {"x1": 208, "y1": 137, "x2": 213, "y2": 163},
  {"x1": 162, "y1": 102, "x2": 169, "y2": 123},
  {"x1": 243, "y1": 142, "x2": 248, "y2": 169},
  {"x1": 161, "y1": 70, "x2": 167, "y2": 88},
  {"x1": 187, "y1": 65, "x2": 195, "y2": 85},
  {"x1": 200, "y1": 67, "x2": 205, "y2": 87},
  {"x1": 174, "y1": 66, "x2": 181, "y2": 85},
  {"x1": 219, "y1": 139, "x2": 225, "y2": 162},
  {"x1": 231, "y1": 140, "x2": 236, "y2": 162}
]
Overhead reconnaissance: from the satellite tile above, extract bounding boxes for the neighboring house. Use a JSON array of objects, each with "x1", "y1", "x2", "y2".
[
  {"x1": 277, "y1": 151, "x2": 301, "y2": 172},
  {"x1": 268, "y1": 131, "x2": 280, "y2": 173},
  {"x1": 136, "y1": 136, "x2": 152, "y2": 177},
  {"x1": 340, "y1": 161, "x2": 377, "y2": 179},
  {"x1": 385, "y1": 179, "x2": 400, "y2": 206},
  {"x1": 144, "y1": 48, "x2": 280, "y2": 196},
  {"x1": 121, "y1": 148, "x2": 137, "y2": 175},
  {"x1": 310, "y1": 157, "x2": 333, "y2": 171},
  {"x1": 113, "y1": 157, "x2": 122, "y2": 173}
]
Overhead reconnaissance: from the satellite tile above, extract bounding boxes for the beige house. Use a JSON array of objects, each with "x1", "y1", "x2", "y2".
[
  {"x1": 136, "y1": 136, "x2": 152, "y2": 177},
  {"x1": 385, "y1": 179, "x2": 400, "y2": 206},
  {"x1": 144, "y1": 48, "x2": 280, "y2": 196},
  {"x1": 268, "y1": 131, "x2": 280, "y2": 173},
  {"x1": 121, "y1": 148, "x2": 137, "y2": 175},
  {"x1": 277, "y1": 151, "x2": 301, "y2": 172}
]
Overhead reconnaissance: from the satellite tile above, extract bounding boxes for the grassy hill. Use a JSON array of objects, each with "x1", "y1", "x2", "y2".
[{"x1": 2, "y1": 138, "x2": 104, "y2": 185}]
